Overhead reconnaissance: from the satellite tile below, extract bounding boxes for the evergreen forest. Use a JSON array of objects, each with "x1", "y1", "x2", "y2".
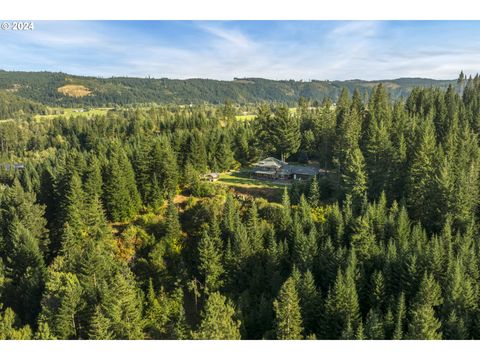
[{"x1": 1, "y1": 71, "x2": 480, "y2": 340}]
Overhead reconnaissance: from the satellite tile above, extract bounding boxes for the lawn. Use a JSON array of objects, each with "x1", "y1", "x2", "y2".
[
  {"x1": 218, "y1": 171, "x2": 287, "y2": 188},
  {"x1": 216, "y1": 170, "x2": 290, "y2": 202}
]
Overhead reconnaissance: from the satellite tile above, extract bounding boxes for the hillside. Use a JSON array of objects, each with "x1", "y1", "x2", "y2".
[
  {"x1": 0, "y1": 70, "x2": 456, "y2": 107},
  {"x1": 0, "y1": 89, "x2": 48, "y2": 119}
]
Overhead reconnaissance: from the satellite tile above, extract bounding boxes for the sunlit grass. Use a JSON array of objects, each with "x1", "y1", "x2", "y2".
[
  {"x1": 217, "y1": 171, "x2": 290, "y2": 189},
  {"x1": 235, "y1": 107, "x2": 297, "y2": 121},
  {"x1": 235, "y1": 114, "x2": 256, "y2": 121},
  {"x1": 34, "y1": 107, "x2": 111, "y2": 121}
]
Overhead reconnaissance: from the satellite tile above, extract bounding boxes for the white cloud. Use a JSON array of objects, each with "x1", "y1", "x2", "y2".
[
  {"x1": 200, "y1": 24, "x2": 255, "y2": 51},
  {"x1": 0, "y1": 21, "x2": 476, "y2": 80}
]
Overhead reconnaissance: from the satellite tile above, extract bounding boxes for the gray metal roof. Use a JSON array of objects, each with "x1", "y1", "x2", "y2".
[
  {"x1": 254, "y1": 170, "x2": 277, "y2": 175},
  {"x1": 252, "y1": 157, "x2": 319, "y2": 177},
  {"x1": 284, "y1": 164, "x2": 318, "y2": 176},
  {"x1": 253, "y1": 157, "x2": 287, "y2": 169}
]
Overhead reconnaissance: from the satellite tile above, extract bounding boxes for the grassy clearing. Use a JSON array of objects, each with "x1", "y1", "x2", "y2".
[
  {"x1": 216, "y1": 170, "x2": 290, "y2": 202},
  {"x1": 218, "y1": 171, "x2": 288, "y2": 189},
  {"x1": 34, "y1": 107, "x2": 111, "y2": 121},
  {"x1": 235, "y1": 114, "x2": 256, "y2": 121},
  {"x1": 235, "y1": 108, "x2": 297, "y2": 122},
  {"x1": 57, "y1": 84, "x2": 92, "y2": 97}
]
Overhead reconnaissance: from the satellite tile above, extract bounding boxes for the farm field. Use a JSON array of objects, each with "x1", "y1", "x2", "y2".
[
  {"x1": 34, "y1": 107, "x2": 112, "y2": 120},
  {"x1": 235, "y1": 107, "x2": 297, "y2": 121},
  {"x1": 235, "y1": 114, "x2": 256, "y2": 121}
]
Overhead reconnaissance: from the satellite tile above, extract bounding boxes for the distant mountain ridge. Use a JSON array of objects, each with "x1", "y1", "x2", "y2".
[{"x1": 0, "y1": 70, "x2": 457, "y2": 107}]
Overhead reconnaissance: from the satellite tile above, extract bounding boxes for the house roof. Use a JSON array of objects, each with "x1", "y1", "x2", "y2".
[
  {"x1": 200, "y1": 172, "x2": 220, "y2": 180},
  {"x1": 252, "y1": 157, "x2": 319, "y2": 176},
  {"x1": 285, "y1": 164, "x2": 318, "y2": 176},
  {"x1": 253, "y1": 157, "x2": 287, "y2": 169},
  {"x1": 254, "y1": 170, "x2": 277, "y2": 176},
  {"x1": 2, "y1": 163, "x2": 25, "y2": 170}
]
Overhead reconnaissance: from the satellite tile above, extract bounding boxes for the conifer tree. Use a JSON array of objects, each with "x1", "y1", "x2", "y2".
[
  {"x1": 103, "y1": 145, "x2": 141, "y2": 222},
  {"x1": 365, "y1": 308, "x2": 385, "y2": 340},
  {"x1": 407, "y1": 273, "x2": 443, "y2": 340},
  {"x1": 355, "y1": 320, "x2": 365, "y2": 340},
  {"x1": 192, "y1": 292, "x2": 241, "y2": 340},
  {"x1": 246, "y1": 200, "x2": 262, "y2": 254},
  {"x1": 407, "y1": 304, "x2": 442, "y2": 340},
  {"x1": 308, "y1": 175, "x2": 320, "y2": 207},
  {"x1": 415, "y1": 272, "x2": 442, "y2": 308},
  {"x1": 150, "y1": 137, "x2": 179, "y2": 200},
  {"x1": 100, "y1": 270, "x2": 144, "y2": 340},
  {"x1": 393, "y1": 292, "x2": 406, "y2": 340},
  {"x1": 215, "y1": 133, "x2": 236, "y2": 171},
  {"x1": 164, "y1": 200, "x2": 182, "y2": 255},
  {"x1": 443, "y1": 259, "x2": 476, "y2": 334},
  {"x1": 370, "y1": 270, "x2": 385, "y2": 311},
  {"x1": 134, "y1": 139, "x2": 154, "y2": 206},
  {"x1": 232, "y1": 215, "x2": 250, "y2": 263},
  {"x1": 143, "y1": 279, "x2": 187, "y2": 339},
  {"x1": 324, "y1": 263, "x2": 361, "y2": 339},
  {"x1": 88, "y1": 306, "x2": 113, "y2": 340},
  {"x1": 336, "y1": 88, "x2": 351, "y2": 128},
  {"x1": 334, "y1": 108, "x2": 362, "y2": 169},
  {"x1": 222, "y1": 192, "x2": 237, "y2": 240},
  {"x1": 34, "y1": 321, "x2": 56, "y2": 340},
  {"x1": 350, "y1": 215, "x2": 377, "y2": 263},
  {"x1": 255, "y1": 103, "x2": 276, "y2": 156},
  {"x1": 198, "y1": 230, "x2": 224, "y2": 294},
  {"x1": 273, "y1": 276, "x2": 304, "y2": 340},
  {"x1": 0, "y1": 307, "x2": 32, "y2": 340},
  {"x1": 342, "y1": 147, "x2": 368, "y2": 211},
  {"x1": 298, "y1": 270, "x2": 321, "y2": 336},
  {"x1": 83, "y1": 156, "x2": 103, "y2": 199},
  {"x1": 433, "y1": 154, "x2": 455, "y2": 230},
  {"x1": 293, "y1": 227, "x2": 317, "y2": 272},
  {"x1": 52, "y1": 171, "x2": 85, "y2": 256},
  {"x1": 279, "y1": 187, "x2": 292, "y2": 234},
  {"x1": 363, "y1": 84, "x2": 393, "y2": 198},
  {"x1": 38, "y1": 270, "x2": 82, "y2": 339},
  {"x1": 444, "y1": 310, "x2": 468, "y2": 340},
  {"x1": 271, "y1": 105, "x2": 301, "y2": 161},
  {"x1": 407, "y1": 116, "x2": 437, "y2": 226}
]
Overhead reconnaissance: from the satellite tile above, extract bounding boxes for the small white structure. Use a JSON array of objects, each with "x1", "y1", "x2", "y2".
[{"x1": 201, "y1": 172, "x2": 220, "y2": 182}]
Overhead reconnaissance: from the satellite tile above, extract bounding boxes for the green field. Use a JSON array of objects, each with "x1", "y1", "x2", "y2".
[
  {"x1": 34, "y1": 107, "x2": 111, "y2": 121},
  {"x1": 218, "y1": 171, "x2": 287, "y2": 188},
  {"x1": 235, "y1": 114, "x2": 256, "y2": 121},
  {"x1": 216, "y1": 170, "x2": 290, "y2": 202},
  {"x1": 235, "y1": 107, "x2": 297, "y2": 122}
]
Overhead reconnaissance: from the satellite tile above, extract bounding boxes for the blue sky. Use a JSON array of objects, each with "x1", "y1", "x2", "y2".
[{"x1": 1, "y1": 21, "x2": 480, "y2": 80}]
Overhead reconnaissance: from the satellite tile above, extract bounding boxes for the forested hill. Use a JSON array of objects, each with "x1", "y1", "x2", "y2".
[
  {"x1": 0, "y1": 90, "x2": 48, "y2": 119},
  {"x1": 0, "y1": 70, "x2": 456, "y2": 107}
]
